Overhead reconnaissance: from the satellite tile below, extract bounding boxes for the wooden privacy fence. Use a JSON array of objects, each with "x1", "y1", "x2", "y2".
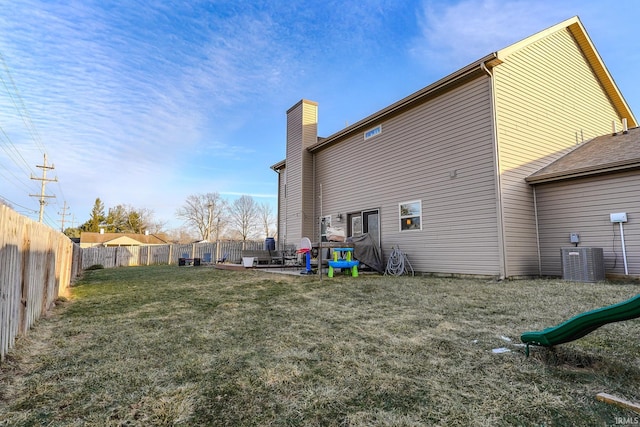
[
  {"x1": 81, "y1": 240, "x2": 266, "y2": 269},
  {"x1": 2, "y1": 221, "x2": 273, "y2": 362},
  {"x1": 0, "y1": 205, "x2": 81, "y2": 362}
]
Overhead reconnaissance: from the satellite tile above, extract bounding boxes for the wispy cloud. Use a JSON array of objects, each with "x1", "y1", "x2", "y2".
[
  {"x1": 1, "y1": 0, "x2": 637, "y2": 229},
  {"x1": 0, "y1": 2, "x2": 288, "y2": 218},
  {"x1": 410, "y1": 0, "x2": 575, "y2": 74}
]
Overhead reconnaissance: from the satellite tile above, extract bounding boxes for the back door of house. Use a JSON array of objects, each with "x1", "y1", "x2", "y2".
[{"x1": 348, "y1": 209, "x2": 379, "y2": 245}]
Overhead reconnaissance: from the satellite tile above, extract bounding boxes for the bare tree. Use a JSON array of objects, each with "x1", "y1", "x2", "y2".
[
  {"x1": 257, "y1": 201, "x2": 276, "y2": 238},
  {"x1": 165, "y1": 226, "x2": 198, "y2": 244},
  {"x1": 146, "y1": 217, "x2": 168, "y2": 235},
  {"x1": 176, "y1": 192, "x2": 227, "y2": 241},
  {"x1": 228, "y1": 195, "x2": 259, "y2": 241}
]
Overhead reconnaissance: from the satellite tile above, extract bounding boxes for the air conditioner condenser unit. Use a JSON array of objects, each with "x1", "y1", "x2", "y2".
[{"x1": 561, "y1": 247, "x2": 605, "y2": 282}]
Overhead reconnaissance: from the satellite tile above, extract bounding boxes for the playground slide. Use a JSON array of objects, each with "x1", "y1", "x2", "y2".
[{"x1": 521, "y1": 294, "x2": 640, "y2": 352}]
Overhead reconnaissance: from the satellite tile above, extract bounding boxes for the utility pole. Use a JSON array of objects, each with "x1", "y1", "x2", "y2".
[
  {"x1": 58, "y1": 200, "x2": 70, "y2": 231},
  {"x1": 30, "y1": 153, "x2": 57, "y2": 223},
  {"x1": 206, "y1": 202, "x2": 213, "y2": 241}
]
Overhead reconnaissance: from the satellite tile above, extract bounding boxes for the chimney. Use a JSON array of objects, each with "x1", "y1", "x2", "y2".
[
  {"x1": 623, "y1": 118, "x2": 628, "y2": 134},
  {"x1": 612, "y1": 120, "x2": 617, "y2": 136},
  {"x1": 285, "y1": 99, "x2": 318, "y2": 245}
]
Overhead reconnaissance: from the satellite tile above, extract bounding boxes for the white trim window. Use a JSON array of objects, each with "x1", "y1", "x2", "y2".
[
  {"x1": 364, "y1": 124, "x2": 382, "y2": 140},
  {"x1": 399, "y1": 200, "x2": 422, "y2": 231}
]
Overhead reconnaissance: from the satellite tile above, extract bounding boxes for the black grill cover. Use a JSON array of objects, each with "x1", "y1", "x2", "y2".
[{"x1": 347, "y1": 233, "x2": 384, "y2": 274}]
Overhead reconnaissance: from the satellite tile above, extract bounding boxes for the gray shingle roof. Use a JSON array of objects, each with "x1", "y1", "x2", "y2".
[{"x1": 526, "y1": 126, "x2": 640, "y2": 184}]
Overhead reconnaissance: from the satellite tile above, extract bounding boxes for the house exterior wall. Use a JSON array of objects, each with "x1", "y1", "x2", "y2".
[
  {"x1": 313, "y1": 77, "x2": 502, "y2": 275},
  {"x1": 493, "y1": 27, "x2": 624, "y2": 276},
  {"x1": 534, "y1": 171, "x2": 640, "y2": 277},
  {"x1": 283, "y1": 100, "x2": 317, "y2": 246},
  {"x1": 275, "y1": 166, "x2": 286, "y2": 248}
]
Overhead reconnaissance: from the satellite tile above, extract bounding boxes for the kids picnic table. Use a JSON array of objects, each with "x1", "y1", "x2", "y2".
[{"x1": 327, "y1": 247, "x2": 359, "y2": 277}]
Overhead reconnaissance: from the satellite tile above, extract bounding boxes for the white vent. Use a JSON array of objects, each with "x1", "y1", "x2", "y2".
[
  {"x1": 561, "y1": 247, "x2": 605, "y2": 282},
  {"x1": 364, "y1": 124, "x2": 382, "y2": 140}
]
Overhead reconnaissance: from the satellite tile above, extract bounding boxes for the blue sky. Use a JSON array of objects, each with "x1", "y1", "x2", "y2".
[{"x1": 1, "y1": 0, "x2": 638, "y2": 231}]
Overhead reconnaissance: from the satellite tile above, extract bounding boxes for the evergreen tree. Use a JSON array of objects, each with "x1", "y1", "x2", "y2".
[{"x1": 81, "y1": 198, "x2": 106, "y2": 232}]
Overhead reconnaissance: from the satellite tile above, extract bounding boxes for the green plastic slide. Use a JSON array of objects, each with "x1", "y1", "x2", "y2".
[{"x1": 521, "y1": 294, "x2": 640, "y2": 356}]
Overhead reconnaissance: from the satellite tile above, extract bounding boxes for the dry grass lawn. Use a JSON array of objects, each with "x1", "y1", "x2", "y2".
[{"x1": 1, "y1": 265, "x2": 639, "y2": 426}]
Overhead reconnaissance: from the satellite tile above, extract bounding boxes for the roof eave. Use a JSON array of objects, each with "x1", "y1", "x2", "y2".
[
  {"x1": 526, "y1": 161, "x2": 640, "y2": 184},
  {"x1": 498, "y1": 16, "x2": 637, "y2": 128},
  {"x1": 307, "y1": 53, "x2": 498, "y2": 152},
  {"x1": 271, "y1": 159, "x2": 285, "y2": 171}
]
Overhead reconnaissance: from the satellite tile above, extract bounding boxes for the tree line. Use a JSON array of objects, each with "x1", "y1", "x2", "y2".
[{"x1": 64, "y1": 193, "x2": 276, "y2": 243}]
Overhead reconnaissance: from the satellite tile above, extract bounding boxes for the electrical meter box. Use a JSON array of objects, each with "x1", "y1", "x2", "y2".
[{"x1": 610, "y1": 212, "x2": 628, "y2": 223}]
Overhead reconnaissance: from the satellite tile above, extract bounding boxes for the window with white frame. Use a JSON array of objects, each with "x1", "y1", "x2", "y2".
[
  {"x1": 364, "y1": 124, "x2": 382, "y2": 140},
  {"x1": 399, "y1": 200, "x2": 421, "y2": 231},
  {"x1": 320, "y1": 215, "x2": 331, "y2": 241}
]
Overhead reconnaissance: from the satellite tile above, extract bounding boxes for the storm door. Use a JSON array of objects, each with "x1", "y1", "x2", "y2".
[
  {"x1": 362, "y1": 209, "x2": 380, "y2": 246},
  {"x1": 348, "y1": 209, "x2": 380, "y2": 245}
]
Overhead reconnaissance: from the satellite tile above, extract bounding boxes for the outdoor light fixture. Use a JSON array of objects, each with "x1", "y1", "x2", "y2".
[{"x1": 336, "y1": 213, "x2": 343, "y2": 222}]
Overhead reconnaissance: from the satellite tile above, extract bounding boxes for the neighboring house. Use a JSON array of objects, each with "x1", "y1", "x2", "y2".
[
  {"x1": 271, "y1": 16, "x2": 638, "y2": 279},
  {"x1": 79, "y1": 231, "x2": 167, "y2": 248}
]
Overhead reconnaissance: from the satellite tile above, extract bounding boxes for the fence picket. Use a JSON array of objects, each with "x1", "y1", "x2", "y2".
[
  {"x1": 78, "y1": 240, "x2": 267, "y2": 269},
  {"x1": 1, "y1": 206, "x2": 79, "y2": 362},
  {"x1": 1, "y1": 204, "x2": 273, "y2": 363}
]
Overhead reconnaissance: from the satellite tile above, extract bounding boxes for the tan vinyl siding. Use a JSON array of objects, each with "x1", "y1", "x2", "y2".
[
  {"x1": 301, "y1": 103, "x2": 317, "y2": 241},
  {"x1": 494, "y1": 28, "x2": 623, "y2": 276},
  {"x1": 314, "y1": 77, "x2": 501, "y2": 275},
  {"x1": 285, "y1": 105, "x2": 303, "y2": 246},
  {"x1": 284, "y1": 100, "x2": 318, "y2": 246},
  {"x1": 534, "y1": 171, "x2": 640, "y2": 277}
]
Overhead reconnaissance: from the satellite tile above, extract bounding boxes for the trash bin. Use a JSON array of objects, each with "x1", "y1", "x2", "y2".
[
  {"x1": 265, "y1": 237, "x2": 275, "y2": 251},
  {"x1": 193, "y1": 258, "x2": 201, "y2": 266},
  {"x1": 178, "y1": 257, "x2": 186, "y2": 266}
]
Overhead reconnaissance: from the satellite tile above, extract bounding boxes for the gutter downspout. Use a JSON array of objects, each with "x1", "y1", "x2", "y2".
[
  {"x1": 277, "y1": 169, "x2": 283, "y2": 250},
  {"x1": 532, "y1": 186, "x2": 542, "y2": 275},
  {"x1": 312, "y1": 151, "x2": 316, "y2": 243},
  {"x1": 481, "y1": 61, "x2": 507, "y2": 279}
]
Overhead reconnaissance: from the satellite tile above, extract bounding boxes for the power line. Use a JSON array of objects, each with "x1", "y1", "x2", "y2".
[
  {"x1": 0, "y1": 51, "x2": 47, "y2": 155},
  {"x1": 0, "y1": 164, "x2": 38, "y2": 194},
  {"x1": 0, "y1": 124, "x2": 38, "y2": 177},
  {"x1": 0, "y1": 48, "x2": 75, "y2": 225},
  {"x1": 0, "y1": 193, "x2": 38, "y2": 213}
]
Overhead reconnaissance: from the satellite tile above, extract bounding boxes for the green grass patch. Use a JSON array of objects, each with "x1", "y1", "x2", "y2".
[{"x1": 1, "y1": 265, "x2": 639, "y2": 426}]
